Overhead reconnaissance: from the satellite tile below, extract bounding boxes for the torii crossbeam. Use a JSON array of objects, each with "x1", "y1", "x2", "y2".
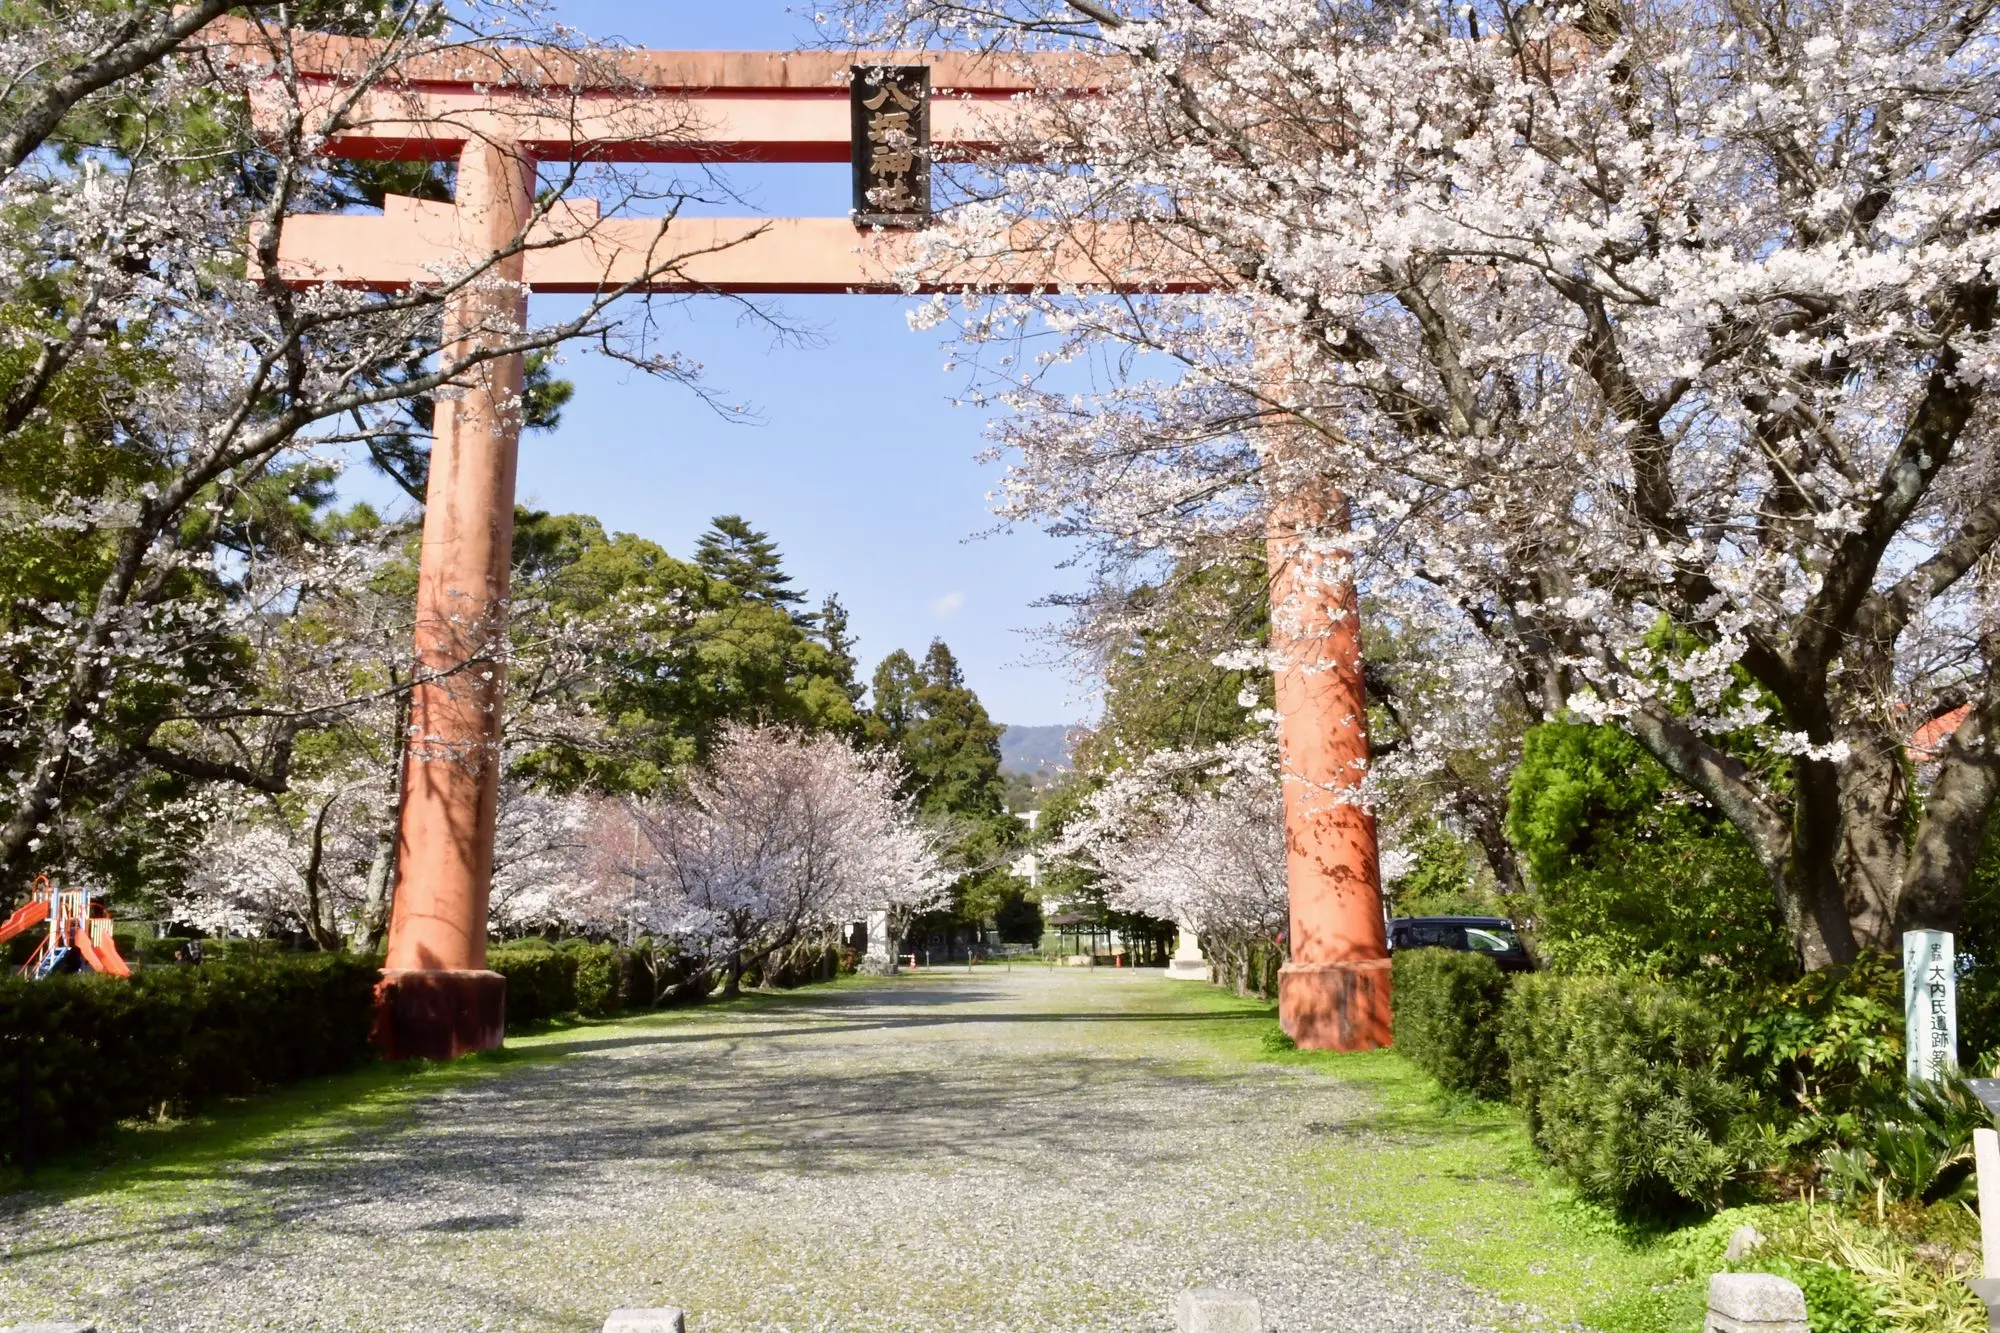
[{"x1": 238, "y1": 22, "x2": 1388, "y2": 1056}]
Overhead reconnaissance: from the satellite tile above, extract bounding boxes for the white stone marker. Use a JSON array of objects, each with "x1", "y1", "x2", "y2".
[
  {"x1": 1175, "y1": 1288, "x2": 1261, "y2": 1333},
  {"x1": 603, "y1": 1311, "x2": 685, "y2": 1333},
  {"x1": 1165, "y1": 920, "x2": 1211, "y2": 981},
  {"x1": 861, "y1": 908, "x2": 898, "y2": 976},
  {"x1": 1904, "y1": 929, "x2": 1958, "y2": 1085}
]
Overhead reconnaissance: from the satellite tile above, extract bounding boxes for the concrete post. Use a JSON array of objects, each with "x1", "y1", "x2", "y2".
[
  {"x1": 1265, "y1": 485, "x2": 1390, "y2": 1050},
  {"x1": 1970, "y1": 1127, "x2": 2000, "y2": 1327},
  {"x1": 603, "y1": 1312, "x2": 686, "y2": 1333},
  {"x1": 377, "y1": 135, "x2": 535, "y2": 1060}
]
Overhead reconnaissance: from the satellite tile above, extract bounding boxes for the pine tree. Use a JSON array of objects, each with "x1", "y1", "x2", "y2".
[
  {"x1": 906, "y1": 639, "x2": 1007, "y2": 821},
  {"x1": 867, "y1": 649, "x2": 922, "y2": 748},
  {"x1": 863, "y1": 639, "x2": 1022, "y2": 941},
  {"x1": 865, "y1": 641, "x2": 1010, "y2": 816},
  {"x1": 819, "y1": 593, "x2": 865, "y2": 705},
  {"x1": 694, "y1": 515, "x2": 808, "y2": 615}
]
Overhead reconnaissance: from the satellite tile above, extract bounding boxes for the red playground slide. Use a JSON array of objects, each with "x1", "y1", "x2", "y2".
[
  {"x1": 74, "y1": 925, "x2": 132, "y2": 978},
  {"x1": 0, "y1": 897, "x2": 47, "y2": 944}
]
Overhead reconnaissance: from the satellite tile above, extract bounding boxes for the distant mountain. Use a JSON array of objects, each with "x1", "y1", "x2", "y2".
[{"x1": 1000, "y1": 724, "x2": 1075, "y2": 776}]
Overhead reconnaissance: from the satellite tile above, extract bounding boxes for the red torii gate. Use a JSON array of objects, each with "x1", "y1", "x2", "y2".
[{"x1": 241, "y1": 25, "x2": 1389, "y2": 1056}]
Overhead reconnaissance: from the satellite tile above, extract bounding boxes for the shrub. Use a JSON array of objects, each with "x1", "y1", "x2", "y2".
[
  {"x1": 1501, "y1": 971, "x2": 1762, "y2": 1215},
  {"x1": 488, "y1": 943, "x2": 582, "y2": 1029},
  {"x1": 1392, "y1": 948, "x2": 1511, "y2": 1099},
  {"x1": 1731, "y1": 953, "x2": 1905, "y2": 1134},
  {"x1": 1505, "y1": 721, "x2": 1793, "y2": 981},
  {"x1": 559, "y1": 940, "x2": 624, "y2": 1018},
  {"x1": 1815, "y1": 1076, "x2": 1991, "y2": 1209},
  {"x1": 0, "y1": 955, "x2": 378, "y2": 1167},
  {"x1": 492, "y1": 940, "x2": 720, "y2": 1027}
]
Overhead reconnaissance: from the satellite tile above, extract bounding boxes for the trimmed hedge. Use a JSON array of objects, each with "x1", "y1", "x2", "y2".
[
  {"x1": 1391, "y1": 948, "x2": 1511, "y2": 1099},
  {"x1": 490, "y1": 941, "x2": 654, "y2": 1028},
  {"x1": 0, "y1": 955, "x2": 378, "y2": 1167},
  {"x1": 1500, "y1": 972, "x2": 1760, "y2": 1215},
  {"x1": 487, "y1": 936, "x2": 849, "y2": 1030}
]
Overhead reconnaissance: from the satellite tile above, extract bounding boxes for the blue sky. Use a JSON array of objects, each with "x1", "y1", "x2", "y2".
[{"x1": 347, "y1": 2, "x2": 1097, "y2": 727}]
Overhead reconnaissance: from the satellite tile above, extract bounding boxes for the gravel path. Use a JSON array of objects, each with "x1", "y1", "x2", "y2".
[{"x1": 0, "y1": 970, "x2": 1525, "y2": 1333}]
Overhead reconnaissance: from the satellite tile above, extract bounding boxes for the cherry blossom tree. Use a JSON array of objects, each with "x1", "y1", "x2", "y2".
[
  {"x1": 834, "y1": 0, "x2": 2000, "y2": 970},
  {"x1": 159, "y1": 527, "x2": 699, "y2": 944},
  {"x1": 625, "y1": 724, "x2": 951, "y2": 996},
  {"x1": 0, "y1": 2, "x2": 779, "y2": 892},
  {"x1": 1085, "y1": 761, "x2": 1289, "y2": 987}
]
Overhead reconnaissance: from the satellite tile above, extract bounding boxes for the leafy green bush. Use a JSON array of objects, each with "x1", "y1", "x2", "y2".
[
  {"x1": 1392, "y1": 948, "x2": 1511, "y2": 1099},
  {"x1": 1816, "y1": 1077, "x2": 1991, "y2": 1209},
  {"x1": 1506, "y1": 721, "x2": 1793, "y2": 982},
  {"x1": 560, "y1": 940, "x2": 624, "y2": 1018},
  {"x1": 1748, "y1": 1207, "x2": 1988, "y2": 1333},
  {"x1": 1731, "y1": 954, "x2": 1905, "y2": 1134},
  {"x1": 1501, "y1": 971, "x2": 1762, "y2": 1215},
  {"x1": 489, "y1": 942, "x2": 599, "y2": 1028},
  {"x1": 0, "y1": 955, "x2": 378, "y2": 1166},
  {"x1": 493, "y1": 940, "x2": 717, "y2": 1027}
]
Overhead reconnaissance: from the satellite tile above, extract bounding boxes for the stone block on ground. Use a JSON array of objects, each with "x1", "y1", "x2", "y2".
[
  {"x1": 1175, "y1": 1287, "x2": 1261, "y2": 1333},
  {"x1": 603, "y1": 1310, "x2": 685, "y2": 1333},
  {"x1": 1706, "y1": 1273, "x2": 1807, "y2": 1333},
  {"x1": 1723, "y1": 1225, "x2": 1766, "y2": 1261}
]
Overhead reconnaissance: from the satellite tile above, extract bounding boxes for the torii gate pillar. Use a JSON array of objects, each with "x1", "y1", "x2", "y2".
[
  {"x1": 1268, "y1": 490, "x2": 1391, "y2": 1051},
  {"x1": 376, "y1": 137, "x2": 535, "y2": 1061}
]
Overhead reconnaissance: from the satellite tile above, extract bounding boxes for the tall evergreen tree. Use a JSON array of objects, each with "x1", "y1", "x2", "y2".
[
  {"x1": 867, "y1": 649, "x2": 923, "y2": 749},
  {"x1": 905, "y1": 640, "x2": 1007, "y2": 821},
  {"x1": 818, "y1": 593, "x2": 866, "y2": 706},
  {"x1": 864, "y1": 640, "x2": 1022, "y2": 938},
  {"x1": 694, "y1": 515, "x2": 808, "y2": 616}
]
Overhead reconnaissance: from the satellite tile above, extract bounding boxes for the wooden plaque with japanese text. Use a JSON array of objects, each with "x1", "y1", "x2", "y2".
[{"x1": 852, "y1": 65, "x2": 931, "y2": 228}]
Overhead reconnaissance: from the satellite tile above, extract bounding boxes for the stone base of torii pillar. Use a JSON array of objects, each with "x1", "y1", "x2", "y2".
[{"x1": 375, "y1": 970, "x2": 507, "y2": 1061}]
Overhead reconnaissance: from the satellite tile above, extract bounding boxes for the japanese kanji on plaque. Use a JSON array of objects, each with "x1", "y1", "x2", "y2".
[
  {"x1": 1904, "y1": 929, "x2": 1958, "y2": 1085},
  {"x1": 851, "y1": 64, "x2": 931, "y2": 227}
]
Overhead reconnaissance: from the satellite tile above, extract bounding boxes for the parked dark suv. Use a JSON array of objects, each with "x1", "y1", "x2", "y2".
[{"x1": 1388, "y1": 916, "x2": 1537, "y2": 972}]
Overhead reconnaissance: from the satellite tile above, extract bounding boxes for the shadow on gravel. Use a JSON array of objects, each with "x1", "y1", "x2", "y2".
[
  {"x1": 0, "y1": 991, "x2": 1271, "y2": 1269},
  {"x1": 0, "y1": 975, "x2": 1290, "y2": 1293}
]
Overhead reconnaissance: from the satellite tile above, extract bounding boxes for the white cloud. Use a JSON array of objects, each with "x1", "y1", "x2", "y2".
[{"x1": 932, "y1": 591, "x2": 966, "y2": 618}]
